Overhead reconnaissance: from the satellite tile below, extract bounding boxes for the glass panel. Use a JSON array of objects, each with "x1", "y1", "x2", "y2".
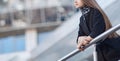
[
  {"x1": 0, "y1": 35, "x2": 25, "y2": 54},
  {"x1": 0, "y1": 38, "x2": 3, "y2": 54},
  {"x1": 15, "y1": 35, "x2": 25, "y2": 51},
  {"x1": 3, "y1": 37, "x2": 14, "y2": 53}
]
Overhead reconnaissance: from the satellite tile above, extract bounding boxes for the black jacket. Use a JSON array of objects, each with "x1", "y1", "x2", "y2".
[
  {"x1": 76, "y1": 6, "x2": 106, "y2": 43},
  {"x1": 77, "y1": 6, "x2": 120, "y2": 61}
]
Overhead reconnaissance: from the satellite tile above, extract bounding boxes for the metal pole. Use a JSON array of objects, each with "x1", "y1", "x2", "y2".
[
  {"x1": 93, "y1": 44, "x2": 97, "y2": 61},
  {"x1": 8, "y1": 0, "x2": 14, "y2": 25},
  {"x1": 24, "y1": 0, "x2": 32, "y2": 25},
  {"x1": 40, "y1": 0, "x2": 46, "y2": 23},
  {"x1": 57, "y1": 49, "x2": 80, "y2": 61}
]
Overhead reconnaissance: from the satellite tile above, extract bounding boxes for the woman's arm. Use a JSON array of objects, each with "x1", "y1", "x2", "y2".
[{"x1": 76, "y1": 24, "x2": 86, "y2": 43}]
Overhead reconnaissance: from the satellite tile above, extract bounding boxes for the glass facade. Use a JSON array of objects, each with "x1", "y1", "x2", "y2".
[
  {"x1": 38, "y1": 31, "x2": 52, "y2": 44},
  {"x1": 0, "y1": 35, "x2": 25, "y2": 54}
]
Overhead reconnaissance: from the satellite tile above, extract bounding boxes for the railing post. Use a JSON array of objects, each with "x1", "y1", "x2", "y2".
[{"x1": 93, "y1": 44, "x2": 98, "y2": 61}]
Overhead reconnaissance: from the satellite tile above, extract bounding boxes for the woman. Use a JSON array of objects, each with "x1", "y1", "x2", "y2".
[{"x1": 74, "y1": 0, "x2": 120, "y2": 61}]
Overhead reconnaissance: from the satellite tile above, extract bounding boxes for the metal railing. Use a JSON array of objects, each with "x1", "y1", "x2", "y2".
[{"x1": 58, "y1": 24, "x2": 120, "y2": 61}]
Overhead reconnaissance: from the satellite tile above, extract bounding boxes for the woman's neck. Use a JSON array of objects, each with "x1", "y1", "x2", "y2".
[{"x1": 80, "y1": 6, "x2": 91, "y2": 15}]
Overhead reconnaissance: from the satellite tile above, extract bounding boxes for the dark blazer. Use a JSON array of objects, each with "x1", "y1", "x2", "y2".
[
  {"x1": 76, "y1": 6, "x2": 106, "y2": 43},
  {"x1": 77, "y1": 6, "x2": 120, "y2": 61}
]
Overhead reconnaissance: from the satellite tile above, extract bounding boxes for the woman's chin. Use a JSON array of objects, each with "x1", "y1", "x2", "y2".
[{"x1": 75, "y1": 6, "x2": 80, "y2": 8}]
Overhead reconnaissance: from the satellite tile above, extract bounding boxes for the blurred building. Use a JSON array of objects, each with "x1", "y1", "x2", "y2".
[{"x1": 0, "y1": 0, "x2": 75, "y2": 61}]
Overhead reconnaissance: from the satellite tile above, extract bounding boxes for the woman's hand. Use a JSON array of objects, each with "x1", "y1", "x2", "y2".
[
  {"x1": 77, "y1": 36, "x2": 88, "y2": 51},
  {"x1": 85, "y1": 36, "x2": 93, "y2": 42},
  {"x1": 77, "y1": 36, "x2": 93, "y2": 51}
]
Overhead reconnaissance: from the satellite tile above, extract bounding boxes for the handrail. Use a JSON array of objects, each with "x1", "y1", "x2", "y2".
[{"x1": 58, "y1": 24, "x2": 120, "y2": 61}]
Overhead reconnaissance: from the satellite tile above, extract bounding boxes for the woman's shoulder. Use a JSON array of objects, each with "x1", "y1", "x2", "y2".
[
  {"x1": 93, "y1": 8, "x2": 102, "y2": 15},
  {"x1": 88, "y1": 7, "x2": 101, "y2": 14},
  {"x1": 89, "y1": 7, "x2": 104, "y2": 19}
]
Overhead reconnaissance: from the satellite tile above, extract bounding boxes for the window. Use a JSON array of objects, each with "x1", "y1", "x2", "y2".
[
  {"x1": 15, "y1": 35, "x2": 25, "y2": 51},
  {"x1": 3, "y1": 37, "x2": 14, "y2": 53},
  {"x1": 38, "y1": 31, "x2": 52, "y2": 44},
  {"x1": 0, "y1": 35, "x2": 25, "y2": 54}
]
